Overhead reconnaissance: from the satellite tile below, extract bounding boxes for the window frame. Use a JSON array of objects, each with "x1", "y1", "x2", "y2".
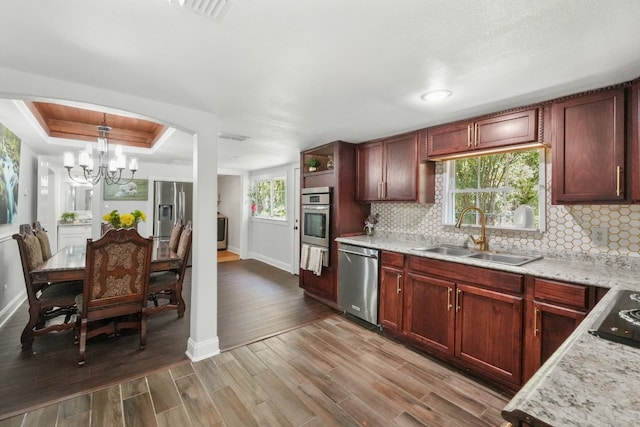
[
  {"x1": 250, "y1": 175, "x2": 287, "y2": 221},
  {"x1": 442, "y1": 149, "x2": 546, "y2": 232}
]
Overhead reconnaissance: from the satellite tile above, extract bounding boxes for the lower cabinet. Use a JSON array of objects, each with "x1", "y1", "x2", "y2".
[
  {"x1": 57, "y1": 224, "x2": 92, "y2": 251},
  {"x1": 522, "y1": 278, "x2": 606, "y2": 382},
  {"x1": 383, "y1": 253, "x2": 524, "y2": 391},
  {"x1": 379, "y1": 251, "x2": 606, "y2": 392},
  {"x1": 379, "y1": 251, "x2": 405, "y2": 333}
]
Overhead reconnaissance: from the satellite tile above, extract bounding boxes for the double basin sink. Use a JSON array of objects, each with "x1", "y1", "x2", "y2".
[{"x1": 411, "y1": 245, "x2": 542, "y2": 266}]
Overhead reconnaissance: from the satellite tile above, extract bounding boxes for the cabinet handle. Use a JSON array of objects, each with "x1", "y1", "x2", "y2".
[
  {"x1": 467, "y1": 124, "x2": 472, "y2": 147},
  {"x1": 377, "y1": 182, "x2": 382, "y2": 199},
  {"x1": 455, "y1": 289, "x2": 461, "y2": 312},
  {"x1": 447, "y1": 287, "x2": 453, "y2": 311},
  {"x1": 396, "y1": 274, "x2": 402, "y2": 294},
  {"x1": 534, "y1": 307, "x2": 540, "y2": 337},
  {"x1": 382, "y1": 182, "x2": 386, "y2": 199},
  {"x1": 474, "y1": 123, "x2": 479, "y2": 147},
  {"x1": 616, "y1": 166, "x2": 622, "y2": 197}
]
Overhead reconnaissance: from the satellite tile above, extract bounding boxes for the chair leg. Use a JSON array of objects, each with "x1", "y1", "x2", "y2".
[
  {"x1": 20, "y1": 305, "x2": 42, "y2": 352},
  {"x1": 78, "y1": 318, "x2": 87, "y2": 366},
  {"x1": 140, "y1": 313, "x2": 147, "y2": 350}
]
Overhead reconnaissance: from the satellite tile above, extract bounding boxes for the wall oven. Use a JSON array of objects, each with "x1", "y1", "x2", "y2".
[{"x1": 301, "y1": 186, "x2": 331, "y2": 254}]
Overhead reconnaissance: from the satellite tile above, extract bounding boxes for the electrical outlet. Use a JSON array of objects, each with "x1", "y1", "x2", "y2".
[
  {"x1": 592, "y1": 227, "x2": 608, "y2": 246},
  {"x1": 3, "y1": 284, "x2": 7, "y2": 291}
]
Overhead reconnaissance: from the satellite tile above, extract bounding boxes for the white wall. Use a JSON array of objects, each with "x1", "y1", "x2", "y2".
[
  {"x1": 218, "y1": 175, "x2": 242, "y2": 253},
  {"x1": 248, "y1": 163, "x2": 298, "y2": 271},
  {"x1": 0, "y1": 141, "x2": 38, "y2": 327}
]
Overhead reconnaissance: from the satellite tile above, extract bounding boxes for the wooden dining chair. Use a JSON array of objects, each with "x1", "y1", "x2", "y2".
[
  {"x1": 168, "y1": 220, "x2": 183, "y2": 253},
  {"x1": 148, "y1": 223, "x2": 192, "y2": 317},
  {"x1": 100, "y1": 222, "x2": 114, "y2": 235},
  {"x1": 32, "y1": 221, "x2": 53, "y2": 261},
  {"x1": 13, "y1": 224, "x2": 82, "y2": 352},
  {"x1": 76, "y1": 228, "x2": 153, "y2": 366}
]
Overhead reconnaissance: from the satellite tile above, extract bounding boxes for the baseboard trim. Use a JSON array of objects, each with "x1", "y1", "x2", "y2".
[
  {"x1": 247, "y1": 252, "x2": 291, "y2": 272},
  {"x1": 0, "y1": 291, "x2": 26, "y2": 330},
  {"x1": 186, "y1": 336, "x2": 221, "y2": 362}
]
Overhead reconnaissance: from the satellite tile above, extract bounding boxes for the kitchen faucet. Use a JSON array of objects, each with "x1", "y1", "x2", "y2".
[{"x1": 455, "y1": 206, "x2": 488, "y2": 251}]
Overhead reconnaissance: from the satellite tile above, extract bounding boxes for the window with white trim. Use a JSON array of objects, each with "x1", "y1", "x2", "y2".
[
  {"x1": 250, "y1": 177, "x2": 287, "y2": 219},
  {"x1": 443, "y1": 149, "x2": 545, "y2": 230}
]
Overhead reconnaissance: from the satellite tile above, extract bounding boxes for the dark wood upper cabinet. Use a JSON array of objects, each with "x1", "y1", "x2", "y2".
[
  {"x1": 356, "y1": 132, "x2": 435, "y2": 203},
  {"x1": 631, "y1": 81, "x2": 640, "y2": 202},
  {"x1": 552, "y1": 88, "x2": 627, "y2": 204},
  {"x1": 427, "y1": 107, "x2": 540, "y2": 159}
]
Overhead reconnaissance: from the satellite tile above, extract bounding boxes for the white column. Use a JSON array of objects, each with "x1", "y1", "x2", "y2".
[{"x1": 186, "y1": 125, "x2": 220, "y2": 361}]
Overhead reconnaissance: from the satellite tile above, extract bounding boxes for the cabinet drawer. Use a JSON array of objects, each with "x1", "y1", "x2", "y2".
[
  {"x1": 534, "y1": 278, "x2": 589, "y2": 310},
  {"x1": 408, "y1": 256, "x2": 523, "y2": 295},
  {"x1": 382, "y1": 251, "x2": 404, "y2": 268}
]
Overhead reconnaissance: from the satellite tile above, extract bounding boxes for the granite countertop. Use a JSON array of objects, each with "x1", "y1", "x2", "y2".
[{"x1": 335, "y1": 234, "x2": 640, "y2": 426}]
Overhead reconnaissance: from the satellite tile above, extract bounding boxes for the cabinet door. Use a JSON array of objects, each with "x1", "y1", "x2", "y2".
[
  {"x1": 405, "y1": 272, "x2": 455, "y2": 357},
  {"x1": 552, "y1": 89, "x2": 626, "y2": 204},
  {"x1": 632, "y1": 82, "x2": 640, "y2": 201},
  {"x1": 383, "y1": 133, "x2": 418, "y2": 201},
  {"x1": 427, "y1": 121, "x2": 470, "y2": 158},
  {"x1": 475, "y1": 108, "x2": 539, "y2": 149},
  {"x1": 356, "y1": 141, "x2": 383, "y2": 202},
  {"x1": 379, "y1": 265, "x2": 404, "y2": 333},
  {"x1": 526, "y1": 301, "x2": 585, "y2": 380},
  {"x1": 455, "y1": 283, "x2": 523, "y2": 386}
]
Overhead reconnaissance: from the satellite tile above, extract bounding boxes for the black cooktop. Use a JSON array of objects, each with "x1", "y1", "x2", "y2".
[{"x1": 589, "y1": 290, "x2": 640, "y2": 348}]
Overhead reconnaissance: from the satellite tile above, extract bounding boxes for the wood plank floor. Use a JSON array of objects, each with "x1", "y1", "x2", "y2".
[
  {"x1": 0, "y1": 259, "x2": 335, "y2": 419},
  {"x1": 0, "y1": 315, "x2": 510, "y2": 427}
]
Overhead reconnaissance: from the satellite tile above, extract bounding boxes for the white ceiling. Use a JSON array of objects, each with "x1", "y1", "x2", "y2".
[{"x1": 1, "y1": 0, "x2": 640, "y2": 171}]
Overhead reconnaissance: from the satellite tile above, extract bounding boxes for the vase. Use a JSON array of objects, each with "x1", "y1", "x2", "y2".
[
  {"x1": 365, "y1": 226, "x2": 375, "y2": 236},
  {"x1": 308, "y1": 166, "x2": 317, "y2": 172},
  {"x1": 327, "y1": 155, "x2": 334, "y2": 170}
]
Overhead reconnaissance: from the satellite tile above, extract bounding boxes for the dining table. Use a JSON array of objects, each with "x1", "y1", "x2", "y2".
[{"x1": 30, "y1": 239, "x2": 181, "y2": 285}]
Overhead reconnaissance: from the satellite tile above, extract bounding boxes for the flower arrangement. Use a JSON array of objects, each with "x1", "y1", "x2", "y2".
[
  {"x1": 364, "y1": 213, "x2": 379, "y2": 236},
  {"x1": 102, "y1": 209, "x2": 147, "y2": 229}
]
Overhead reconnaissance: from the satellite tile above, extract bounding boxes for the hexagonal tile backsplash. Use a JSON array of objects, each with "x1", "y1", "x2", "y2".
[{"x1": 371, "y1": 151, "x2": 640, "y2": 260}]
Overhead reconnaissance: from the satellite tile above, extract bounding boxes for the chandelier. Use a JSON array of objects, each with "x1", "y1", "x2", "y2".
[{"x1": 63, "y1": 113, "x2": 138, "y2": 186}]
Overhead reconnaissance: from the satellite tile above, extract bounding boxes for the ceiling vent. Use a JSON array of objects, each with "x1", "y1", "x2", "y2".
[
  {"x1": 170, "y1": 0, "x2": 232, "y2": 20},
  {"x1": 218, "y1": 132, "x2": 250, "y2": 142}
]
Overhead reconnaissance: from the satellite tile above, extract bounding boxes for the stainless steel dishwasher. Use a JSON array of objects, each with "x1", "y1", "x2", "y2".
[{"x1": 338, "y1": 243, "x2": 379, "y2": 326}]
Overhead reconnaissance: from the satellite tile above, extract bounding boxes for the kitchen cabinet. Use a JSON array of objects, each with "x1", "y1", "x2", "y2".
[
  {"x1": 405, "y1": 256, "x2": 524, "y2": 389},
  {"x1": 631, "y1": 80, "x2": 640, "y2": 201},
  {"x1": 552, "y1": 88, "x2": 627, "y2": 204},
  {"x1": 427, "y1": 107, "x2": 540, "y2": 159},
  {"x1": 379, "y1": 251, "x2": 405, "y2": 334},
  {"x1": 522, "y1": 278, "x2": 607, "y2": 382},
  {"x1": 57, "y1": 223, "x2": 92, "y2": 250},
  {"x1": 299, "y1": 141, "x2": 371, "y2": 304},
  {"x1": 356, "y1": 132, "x2": 434, "y2": 203}
]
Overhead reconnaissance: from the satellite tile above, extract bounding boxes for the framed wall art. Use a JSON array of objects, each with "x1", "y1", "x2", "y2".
[
  {"x1": 103, "y1": 178, "x2": 149, "y2": 201},
  {"x1": 0, "y1": 122, "x2": 21, "y2": 224}
]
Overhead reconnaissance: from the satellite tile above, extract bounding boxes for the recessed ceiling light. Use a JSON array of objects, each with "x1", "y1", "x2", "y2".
[{"x1": 420, "y1": 90, "x2": 452, "y2": 102}]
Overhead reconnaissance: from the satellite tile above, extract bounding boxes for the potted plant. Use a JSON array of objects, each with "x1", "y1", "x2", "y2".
[
  {"x1": 60, "y1": 212, "x2": 78, "y2": 224},
  {"x1": 305, "y1": 157, "x2": 321, "y2": 172}
]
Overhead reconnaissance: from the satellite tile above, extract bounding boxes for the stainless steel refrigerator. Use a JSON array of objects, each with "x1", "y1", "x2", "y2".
[{"x1": 153, "y1": 181, "x2": 193, "y2": 263}]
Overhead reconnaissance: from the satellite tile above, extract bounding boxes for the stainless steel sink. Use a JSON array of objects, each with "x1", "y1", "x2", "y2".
[
  {"x1": 465, "y1": 252, "x2": 542, "y2": 266},
  {"x1": 413, "y1": 245, "x2": 473, "y2": 256},
  {"x1": 411, "y1": 245, "x2": 542, "y2": 266}
]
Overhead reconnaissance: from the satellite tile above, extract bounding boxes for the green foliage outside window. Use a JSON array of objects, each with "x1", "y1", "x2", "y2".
[
  {"x1": 251, "y1": 178, "x2": 286, "y2": 219},
  {"x1": 451, "y1": 150, "x2": 541, "y2": 228}
]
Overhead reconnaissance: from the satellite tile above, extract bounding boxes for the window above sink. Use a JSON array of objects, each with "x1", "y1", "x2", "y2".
[{"x1": 442, "y1": 149, "x2": 546, "y2": 232}]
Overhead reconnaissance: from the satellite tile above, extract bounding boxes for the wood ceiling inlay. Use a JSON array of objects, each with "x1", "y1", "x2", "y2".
[{"x1": 26, "y1": 101, "x2": 167, "y2": 149}]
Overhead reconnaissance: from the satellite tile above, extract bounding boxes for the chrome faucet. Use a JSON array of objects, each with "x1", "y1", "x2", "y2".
[{"x1": 455, "y1": 206, "x2": 488, "y2": 251}]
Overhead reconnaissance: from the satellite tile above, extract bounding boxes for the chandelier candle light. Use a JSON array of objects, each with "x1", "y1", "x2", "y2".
[{"x1": 63, "y1": 113, "x2": 138, "y2": 186}]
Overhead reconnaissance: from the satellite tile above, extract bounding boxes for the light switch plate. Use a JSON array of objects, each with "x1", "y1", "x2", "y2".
[{"x1": 592, "y1": 227, "x2": 608, "y2": 247}]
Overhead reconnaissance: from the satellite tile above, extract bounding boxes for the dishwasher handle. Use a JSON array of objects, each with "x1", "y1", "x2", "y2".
[{"x1": 338, "y1": 248, "x2": 378, "y2": 259}]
